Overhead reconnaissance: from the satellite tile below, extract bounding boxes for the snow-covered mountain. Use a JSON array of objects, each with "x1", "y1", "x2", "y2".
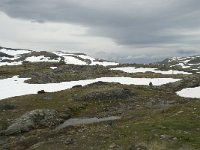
[
  {"x1": 0, "y1": 46, "x2": 118, "y2": 66},
  {"x1": 160, "y1": 55, "x2": 200, "y2": 71}
]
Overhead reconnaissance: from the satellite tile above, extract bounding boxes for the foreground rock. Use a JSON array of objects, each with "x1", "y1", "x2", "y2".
[{"x1": 4, "y1": 109, "x2": 66, "y2": 135}]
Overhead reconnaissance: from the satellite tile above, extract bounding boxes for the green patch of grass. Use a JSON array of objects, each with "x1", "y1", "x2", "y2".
[{"x1": 110, "y1": 100, "x2": 200, "y2": 149}]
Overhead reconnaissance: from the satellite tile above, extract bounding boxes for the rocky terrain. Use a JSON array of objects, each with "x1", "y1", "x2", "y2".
[
  {"x1": 0, "y1": 46, "x2": 118, "y2": 66},
  {"x1": 0, "y1": 47, "x2": 200, "y2": 150},
  {"x1": 160, "y1": 55, "x2": 200, "y2": 72}
]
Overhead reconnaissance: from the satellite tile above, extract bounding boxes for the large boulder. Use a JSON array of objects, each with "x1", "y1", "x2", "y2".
[{"x1": 4, "y1": 109, "x2": 65, "y2": 135}]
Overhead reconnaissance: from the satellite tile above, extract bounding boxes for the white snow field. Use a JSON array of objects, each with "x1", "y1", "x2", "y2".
[
  {"x1": 111, "y1": 67, "x2": 191, "y2": 75},
  {"x1": 0, "y1": 76, "x2": 180, "y2": 100},
  {"x1": 176, "y1": 87, "x2": 200, "y2": 98}
]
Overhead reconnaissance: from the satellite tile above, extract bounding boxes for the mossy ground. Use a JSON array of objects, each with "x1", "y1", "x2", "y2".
[{"x1": 0, "y1": 63, "x2": 199, "y2": 150}]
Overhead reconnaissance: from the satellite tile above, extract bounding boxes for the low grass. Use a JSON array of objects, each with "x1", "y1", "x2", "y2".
[{"x1": 0, "y1": 63, "x2": 200, "y2": 149}]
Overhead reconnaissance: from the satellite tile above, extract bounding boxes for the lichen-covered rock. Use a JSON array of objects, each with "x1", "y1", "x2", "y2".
[
  {"x1": 78, "y1": 88, "x2": 134, "y2": 101},
  {"x1": 4, "y1": 109, "x2": 64, "y2": 135}
]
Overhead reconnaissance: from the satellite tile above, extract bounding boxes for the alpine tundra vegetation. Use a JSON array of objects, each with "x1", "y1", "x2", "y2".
[{"x1": 0, "y1": 47, "x2": 200, "y2": 150}]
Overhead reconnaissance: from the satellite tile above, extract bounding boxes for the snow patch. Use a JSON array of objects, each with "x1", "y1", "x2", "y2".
[
  {"x1": 50, "y1": 67, "x2": 57, "y2": 69},
  {"x1": 0, "y1": 76, "x2": 180, "y2": 100},
  {"x1": 177, "y1": 87, "x2": 200, "y2": 98},
  {"x1": 25, "y1": 56, "x2": 60, "y2": 62},
  {"x1": 0, "y1": 62, "x2": 23, "y2": 66}
]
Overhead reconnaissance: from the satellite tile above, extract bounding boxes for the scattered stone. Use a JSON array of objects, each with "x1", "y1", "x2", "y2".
[
  {"x1": 160, "y1": 134, "x2": 175, "y2": 140},
  {"x1": 37, "y1": 90, "x2": 46, "y2": 94},
  {"x1": 129, "y1": 144, "x2": 148, "y2": 150},
  {"x1": 63, "y1": 138, "x2": 74, "y2": 145},
  {"x1": 176, "y1": 111, "x2": 184, "y2": 115},
  {"x1": 149, "y1": 82, "x2": 153, "y2": 87},
  {"x1": 29, "y1": 142, "x2": 45, "y2": 149},
  {"x1": 172, "y1": 137, "x2": 177, "y2": 140},
  {"x1": 109, "y1": 143, "x2": 117, "y2": 148}
]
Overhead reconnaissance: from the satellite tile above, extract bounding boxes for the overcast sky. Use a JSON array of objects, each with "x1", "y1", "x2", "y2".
[{"x1": 0, "y1": 0, "x2": 200, "y2": 63}]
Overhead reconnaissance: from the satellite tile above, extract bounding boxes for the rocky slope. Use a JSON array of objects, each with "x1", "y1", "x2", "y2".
[
  {"x1": 0, "y1": 46, "x2": 118, "y2": 66},
  {"x1": 160, "y1": 55, "x2": 200, "y2": 71}
]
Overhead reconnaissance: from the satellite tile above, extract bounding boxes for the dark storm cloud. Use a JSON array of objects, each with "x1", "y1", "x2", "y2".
[{"x1": 1, "y1": 0, "x2": 200, "y2": 47}]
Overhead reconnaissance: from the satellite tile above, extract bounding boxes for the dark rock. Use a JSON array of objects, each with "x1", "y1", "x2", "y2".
[
  {"x1": 0, "y1": 52, "x2": 14, "y2": 58},
  {"x1": 129, "y1": 144, "x2": 148, "y2": 150},
  {"x1": 72, "y1": 85, "x2": 82, "y2": 89},
  {"x1": 63, "y1": 138, "x2": 74, "y2": 145},
  {"x1": 145, "y1": 71, "x2": 154, "y2": 74},
  {"x1": 0, "y1": 104, "x2": 16, "y2": 110},
  {"x1": 4, "y1": 109, "x2": 65, "y2": 135},
  {"x1": 37, "y1": 90, "x2": 46, "y2": 94},
  {"x1": 149, "y1": 82, "x2": 153, "y2": 87}
]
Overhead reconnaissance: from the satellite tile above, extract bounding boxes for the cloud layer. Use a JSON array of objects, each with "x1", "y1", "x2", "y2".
[{"x1": 0, "y1": 0, "x2": 200, "y2": 62}]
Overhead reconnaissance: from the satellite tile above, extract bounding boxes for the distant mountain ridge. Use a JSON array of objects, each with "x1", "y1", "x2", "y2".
[
  {"x1": 160, "y1": 55, "x2": 200, "y2": 71},
  {"x1": 0, "y1": 46, "x2": 118, "y2": 66}
]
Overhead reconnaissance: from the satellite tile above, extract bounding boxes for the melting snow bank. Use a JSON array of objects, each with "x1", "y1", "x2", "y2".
[
  {"x1": 176, "y1": 87, "x2": 200, "y2": 98},
  {"x1": 0, "y1": 76, "x2": 181, "y2": 100},
  {"x1": 111, "y1": 67, "x2": 192, "y2": 75},
  {"x1": 55, "y1": 116, "x2": 121, "y2": 130}
]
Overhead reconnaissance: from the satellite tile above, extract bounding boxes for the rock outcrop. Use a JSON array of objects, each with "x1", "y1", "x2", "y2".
[
  {"x1": 4, "y1": 109, "x2": 65, "y2": 135},
  {"x1": 77, "y1": 88, "x2": 134, "y2": 101}
]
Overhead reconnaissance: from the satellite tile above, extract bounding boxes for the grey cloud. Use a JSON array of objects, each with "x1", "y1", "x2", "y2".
[
  {"x1": 176, "y1": 49, "x2": 198, "y2": 55},
  {"x1": 95, "y1": 51, "x2": 166, "y2": 64},
  {"x1": 1, "y1": 0, "x2": 200, "y2": 51}
]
